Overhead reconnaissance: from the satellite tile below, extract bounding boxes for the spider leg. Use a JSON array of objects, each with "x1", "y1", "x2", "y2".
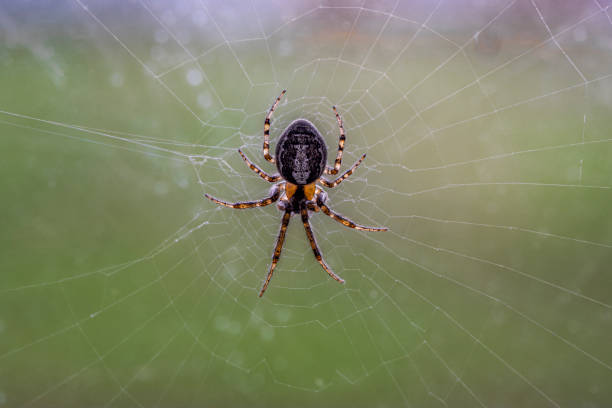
[
  {"x1": 320, "y1": 153, "x2": 366, "y2": 188},
  {"x1": 305, "y1": 200, "x2": 319, "y2": 212},
  {"x1": 325, "y1": 106, "x2": 346, "y2": 175},
  {"x1": 316, "y1": 193, "x2": 388, "y2": 232},
  {"x1": 238, "y1": 149, "x2": 281, "y2": 182},
  {"x1": 259, "y1": 210, "x2": 291, "y2": 297},
  {"x1": 263, "y1": 89, "x2": 286, "y2": 164},
  {"x1": 300, "y1": 205, "x2": 345, "y2": 284},
  {"x1": 204, "y1": 185, "x2": 280, "y2": 209}
]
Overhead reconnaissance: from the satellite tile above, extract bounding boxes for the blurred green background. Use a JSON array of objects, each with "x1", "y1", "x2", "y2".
[{"x1": 1, "y1": 0, "x2": 611, "y2": 406}]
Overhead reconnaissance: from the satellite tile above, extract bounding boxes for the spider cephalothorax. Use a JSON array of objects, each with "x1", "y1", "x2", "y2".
[{"x1": 205, "y1": 90, "x2": 388, "y2": 296}]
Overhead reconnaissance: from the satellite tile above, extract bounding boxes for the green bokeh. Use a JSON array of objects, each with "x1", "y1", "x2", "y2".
[{"x1": 1, "y1": 1, "x2": 611, "y2": 407}]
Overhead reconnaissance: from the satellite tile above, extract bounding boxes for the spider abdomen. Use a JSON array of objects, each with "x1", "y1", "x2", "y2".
[{"x1": 275, "y1": 119, "x2": 327, "y2": 186}]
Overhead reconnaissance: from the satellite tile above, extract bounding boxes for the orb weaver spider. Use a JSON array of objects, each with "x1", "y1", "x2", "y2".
[{"x1": 205, "y1": 90, "x2": 388, "y2": 296}]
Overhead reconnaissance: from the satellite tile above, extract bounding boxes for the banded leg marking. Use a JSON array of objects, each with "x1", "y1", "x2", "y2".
[
  {"x1": 204, "y1": 189, "x2": 279, "y2": 209},
  {"x1": 238, "y1": 149, "x2": 281, "y2": 182},
  {"x1": 259, "y1": 210, "x2": 291, "y2": 297},
  {"x1": 263, "y1": 89, "x2": 286, "y2": 164},
  {"x1": 325, "y1": 106, "x2": 346, "y2": 175},
  {"x1": 300, "y1": 205, "x2": 344, "y2": 284},
  {"x1": 320, "y1": 153, "x2": 366, "y2": 188},
  {"x1": 316, "y1": 197, "x2": 388, "y2": 232}
]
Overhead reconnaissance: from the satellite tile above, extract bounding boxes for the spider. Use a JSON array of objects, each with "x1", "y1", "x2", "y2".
[{"x1": 205, "y1": 90, "x2": 388, "y2": 296}]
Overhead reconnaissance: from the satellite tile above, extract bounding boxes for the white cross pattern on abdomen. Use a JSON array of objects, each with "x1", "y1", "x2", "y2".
[{"x1": 291, "y1": 144, "x2": 310, "y2": 184}]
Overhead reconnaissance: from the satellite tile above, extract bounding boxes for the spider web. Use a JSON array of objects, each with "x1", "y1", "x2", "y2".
[{"x1": 1, "y1": 0, "x2": 612, "y2": 406}]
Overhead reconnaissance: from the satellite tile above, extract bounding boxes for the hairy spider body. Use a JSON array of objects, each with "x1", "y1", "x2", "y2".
[{"x1": 204, "y1": 90, "x2": 388, "y2": 297}]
